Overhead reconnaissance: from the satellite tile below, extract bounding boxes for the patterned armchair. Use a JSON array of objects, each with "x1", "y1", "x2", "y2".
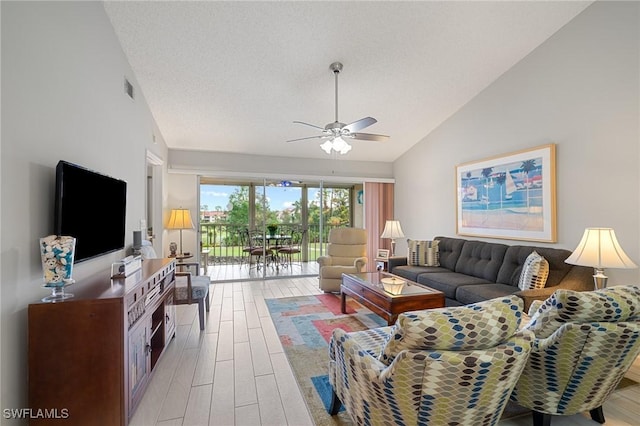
[
  {"x1": 317, "y1": 227, "x2": 367, "y2": 292},
  {"x1": 511, "y1": 285, "x2": 640, "y2": 426},
  {"x1": 328, "y1": 296, "x2": 533, "y2": 425}
]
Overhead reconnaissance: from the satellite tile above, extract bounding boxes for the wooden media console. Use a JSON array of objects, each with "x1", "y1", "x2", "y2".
[{"x1": 28, "y1": 258, "x2": 176, "y2": 425}]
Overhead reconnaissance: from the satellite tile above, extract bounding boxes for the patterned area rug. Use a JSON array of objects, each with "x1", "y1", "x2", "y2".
[
  {"x1": 266, "y1": 295, "x2": 640, "y2": 424},
  {"x1": 266, "y1": 294, "x2": 385, "y2": 425}
]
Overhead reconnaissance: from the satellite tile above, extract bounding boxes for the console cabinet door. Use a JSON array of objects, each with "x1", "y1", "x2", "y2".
[
  {"x1": 28, "y1": 299, "x2": 124, "y2": 425},
  {"x1": 128, "y1": 318, "x2": 150, "y2": 410}
]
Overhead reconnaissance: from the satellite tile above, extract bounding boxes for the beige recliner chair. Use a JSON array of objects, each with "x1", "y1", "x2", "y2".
[{"x1": 317, "y1": 227, "x2": 367, "y2": 292}]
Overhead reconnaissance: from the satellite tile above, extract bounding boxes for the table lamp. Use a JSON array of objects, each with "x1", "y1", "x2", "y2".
[
  {"x1": 380, "y1": 220, "x2": 405, "y2": 257},
  {"x1": 565, "y1": 227, "x2": 637, "y2": 290},
  {"x1": 166, "y1": 208, "x2": 194, "y2": 256}
]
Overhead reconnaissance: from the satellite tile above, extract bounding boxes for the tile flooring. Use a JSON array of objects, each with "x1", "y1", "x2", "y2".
[
  {"x1": 130, "y1": 277, "x2": 640, "y2": 426},
  {"x1": 204, "y1": 260, "x2": 319, "y2": 283}
]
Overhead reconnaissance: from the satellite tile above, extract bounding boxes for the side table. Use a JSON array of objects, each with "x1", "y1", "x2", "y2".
[
  {"x1": 375, "y1": 256, "x2": 405, "y2": 272},
  {"x1": 169, "y1": 254, "x2": 194, "y2": 272}
]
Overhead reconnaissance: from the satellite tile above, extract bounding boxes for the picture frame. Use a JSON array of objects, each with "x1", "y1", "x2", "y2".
[
  {"x1": 455, "y1": 144, "x2": 556, "y2": 242},
  {"x1": 376, "y1": 249, "x2": 390, "y2": 259}
]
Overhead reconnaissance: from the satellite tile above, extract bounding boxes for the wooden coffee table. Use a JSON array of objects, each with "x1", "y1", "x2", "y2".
[{"x1": 341, "y1": 272, "x2": 445, "y2": 325}]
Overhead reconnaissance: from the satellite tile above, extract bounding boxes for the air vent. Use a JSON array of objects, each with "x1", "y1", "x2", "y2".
[{"x1": 124, "y1": 78, "x2": 134, "y2": 100}]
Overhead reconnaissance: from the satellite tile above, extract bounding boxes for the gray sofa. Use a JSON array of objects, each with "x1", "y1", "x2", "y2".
[{"x1": 388, "y1": 236, "x2": 593, "y2": 310}]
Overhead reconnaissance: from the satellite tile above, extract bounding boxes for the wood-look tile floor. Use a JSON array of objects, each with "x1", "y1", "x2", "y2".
[{"x1": 130, "y1": 277, "x2": 640, "y2": 426}]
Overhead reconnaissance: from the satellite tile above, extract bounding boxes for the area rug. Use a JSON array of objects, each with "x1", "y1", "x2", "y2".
[
  {"x1": 266, "y1": 295, "x2": 640, "y2": 424},
  {"x1": 266, "y1": 294, "x2": 386, "y2": 425}
]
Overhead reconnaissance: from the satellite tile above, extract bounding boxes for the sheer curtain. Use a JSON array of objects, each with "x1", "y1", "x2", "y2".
[{"x1": 364, "y1": 182, "x2": 395, "y2": 272}]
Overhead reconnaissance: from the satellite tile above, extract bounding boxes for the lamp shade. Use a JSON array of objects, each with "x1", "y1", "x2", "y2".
[
  {"x1": 565, "y1": 228, "x2": 636, "y2": 269},
  {"x1": 380, "y1": 220, "x2": 405, "y2": 239},
  {"x1": 166, "y1": 208, "x2": 195, "y2": 230}
]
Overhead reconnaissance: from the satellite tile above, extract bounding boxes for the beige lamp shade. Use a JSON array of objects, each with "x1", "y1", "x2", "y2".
[
  {"x1": 565, "y1": 228, "x2": 636, "y2": 269},
  {"x1": 380, "y1": 220, "x2": 405, "y2": 240},
  {"x1": 167, "y1": 208, "x2": 194, "y2": 255},
  {"x1": 167, "y1": 208, "x2": 195, "y2": 230}
]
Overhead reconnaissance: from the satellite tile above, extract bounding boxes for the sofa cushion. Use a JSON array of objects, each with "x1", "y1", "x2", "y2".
[
  {"x1": 378, "y1": 295, "x2": 524, "y2": 365},
  {"x1": 454, "y1": 240, "x2": 508, "y2": 282},
  {"x1": 526, "y1": 286, "x2": 640, "y2": 339},
  {"x1": 392, "y1": 265, "x2": 451, "y2": 282},
  {"x1": 497, "y1": 245, "x2": 573, "y2": 288},
  {"x1": 175, "y1": 276, "x2": 210, "y2": 300},
  {"x1": 417, "y1": 272, "x2": 492, "y2": 300},
  {"x1": 518, "y1": 251, "x2": 549, "y2": 290},
  {"x1": 455, "y1": 283, "x2": 520, "y2": 305},
  {"x1": 433, "y1": 237, "x2": 466, "y2": 270}
]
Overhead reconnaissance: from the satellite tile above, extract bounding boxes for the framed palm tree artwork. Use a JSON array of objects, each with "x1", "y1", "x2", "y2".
[{"x1": 455, "y1": 144, "x2": 557, "y2": 242}]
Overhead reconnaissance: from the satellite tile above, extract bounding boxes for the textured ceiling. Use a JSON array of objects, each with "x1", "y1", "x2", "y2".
[{"x1": 103, "y1": 1, "x2": 591, "y2": 162}]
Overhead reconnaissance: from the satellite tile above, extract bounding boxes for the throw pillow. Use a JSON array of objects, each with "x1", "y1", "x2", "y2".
[
  {"x1": 525, "y1": 286, "x2": 640, "y2": 339},
  {"x1": 518, "y1": 251, "x2": 549, "y2": 291},
  {"x1": 378, "y1": 295, "x2": 523, "y2": 365},
  {"x1": 407, "y1": 239, "x2": 439, "y2": 266},
  {"x1": 425, "y1": 240, "x2": 439, "y2": 266}
]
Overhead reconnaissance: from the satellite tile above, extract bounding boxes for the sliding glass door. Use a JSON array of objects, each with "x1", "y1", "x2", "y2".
[{"x1": 199, "y1": 177, "x2": 360, "y2": 281}]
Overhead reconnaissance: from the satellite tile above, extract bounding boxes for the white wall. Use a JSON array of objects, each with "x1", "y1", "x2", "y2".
[
  {"x1": 395, "y1": 2, "x2": 640, "y2": 285},
  {"x1": 1, "y1": 2, "x2": 168, "y2": 412},
  {"x1": 165, "y1": 173, "x2": 200, "y2": 258}
]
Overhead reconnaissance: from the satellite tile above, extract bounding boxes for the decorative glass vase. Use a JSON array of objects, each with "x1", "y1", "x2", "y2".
[{"x1": 39, "y1": 235, "x2": 76, "y2": 302}]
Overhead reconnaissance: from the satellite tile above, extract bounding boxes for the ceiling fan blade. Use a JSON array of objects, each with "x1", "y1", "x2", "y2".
[
  {"x1": 286, "y1": 135, "x2": 326, "y2": 143},
  {"x1": 343, "y1": 117, "x2": 377, "y2": 132},
  {"x1": 293, "y1": 121, "x2": 325, "y2": 131},
  {"x1": 349, "y1": 132, "x2": 390, "y2": 142}
]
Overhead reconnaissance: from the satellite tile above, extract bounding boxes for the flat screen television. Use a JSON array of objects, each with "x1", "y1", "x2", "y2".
[{"x1": 54, "y1": 160, "x2": 127, "y2": 263}]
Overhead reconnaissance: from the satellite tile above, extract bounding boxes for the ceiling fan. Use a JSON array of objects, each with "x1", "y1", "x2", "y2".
[{"x1": 287, "y1": 62, "x2": 389, "y2": 154}]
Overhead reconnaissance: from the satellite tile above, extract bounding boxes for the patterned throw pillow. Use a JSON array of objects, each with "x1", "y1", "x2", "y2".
[
  {"x1": 525, "y1": 286, "x2": 640, "y2": 339},
  {"x1": 518, "y1": 251, "x2": 549, "y2": 291},
  {"x1": 378, "y1": 295, "x2": 523, "y2": 365},
  {"x1": 407, "y1": 239, "x2": 439, "y2": 266}
]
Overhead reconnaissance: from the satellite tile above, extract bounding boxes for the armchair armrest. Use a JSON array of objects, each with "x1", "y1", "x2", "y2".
[
  {"x1": 354, "y1": 256, "x2": 367, "y2": 272},
  {"x1": 515, "y1": 288, "x2": 557, "y2": 312},
  {"x1": 317, "y1": 256, "x2": 332, "y2": 267},
  {"x1": 530, "y1": 326, "x2": 572, "y2": 353},
  {"x1": 331, "y1": 328, "x2": 388, "y2": 376},
  {"x1": 527, "y1": 300, "x2": 545, "y2": 316}
]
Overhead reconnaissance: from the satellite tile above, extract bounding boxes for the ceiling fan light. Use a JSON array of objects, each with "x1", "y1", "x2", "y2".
[
  {"x1": 339, "y1": 144, "x2": 352, "y2": 154},
  {"x1": 320, "y1": 140, "x2": 334, "y2": 154},
  {"x1": 332, "y1": 136, "x2": 352, "y2": 154},
  {"x1": 332, "y1": 136, "x2": 347, "y2": 151}
]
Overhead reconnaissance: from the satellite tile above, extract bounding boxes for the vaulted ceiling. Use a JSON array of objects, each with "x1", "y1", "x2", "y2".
[{"x1": 103, "y1": 1, "x2": 591, "y2": 162}]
